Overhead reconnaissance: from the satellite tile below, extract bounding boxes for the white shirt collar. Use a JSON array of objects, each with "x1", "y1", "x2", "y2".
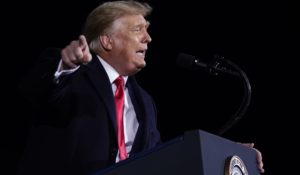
[{"x1": 97, "y1": 55, "x2": 128, "y2": 84}]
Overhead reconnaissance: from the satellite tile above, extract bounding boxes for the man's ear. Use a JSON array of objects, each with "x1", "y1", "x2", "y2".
[{"x1": 99, "y1": 35, "x2": 113, "y2": 51}]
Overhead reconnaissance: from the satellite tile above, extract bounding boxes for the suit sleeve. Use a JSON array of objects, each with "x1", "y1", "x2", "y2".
[{"x1": 19, "y1": 48, "x2": 62, "y2": 106}]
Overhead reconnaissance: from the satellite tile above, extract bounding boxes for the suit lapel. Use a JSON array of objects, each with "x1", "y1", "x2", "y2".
[{"x1": 84, "y1": 54, "x2": 117, "y2": 133}]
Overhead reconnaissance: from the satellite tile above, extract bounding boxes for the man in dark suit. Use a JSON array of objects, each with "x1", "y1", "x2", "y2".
[
  {"x1": 18, "y1": 1, "x2": 264, "y2": 174},
  {"x1": 18, "y1": 1, "x2": 160, "y2": 175}
]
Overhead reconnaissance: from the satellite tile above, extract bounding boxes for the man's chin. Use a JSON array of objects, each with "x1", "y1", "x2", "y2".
[
  {"x1": 128, "y1": 63, "x2": 146, "y2": 75},
  {"x1": 136, "y1": 60, "x2": 146, "y2": 69},
  {"x1": 139, "y1": 61, "x2": 146, "y2": 68}
]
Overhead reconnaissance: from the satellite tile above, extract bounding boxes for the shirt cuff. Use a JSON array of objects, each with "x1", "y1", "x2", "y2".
[{"x1": 54, "y1": 60, "x2": 80, "y2": 83}]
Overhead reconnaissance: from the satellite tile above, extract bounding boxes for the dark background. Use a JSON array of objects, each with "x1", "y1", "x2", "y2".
[{"x1": 5, "y1": 0, "x2": 292, "y2": 174}]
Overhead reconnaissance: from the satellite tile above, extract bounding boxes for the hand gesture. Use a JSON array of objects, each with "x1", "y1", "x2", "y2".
[{"x1": 61, "y1": 35, "x2": 92, "y2": 69}]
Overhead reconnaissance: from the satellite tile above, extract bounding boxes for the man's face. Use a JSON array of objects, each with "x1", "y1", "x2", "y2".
[{"x1": 108, "y1": 14, "x2": 152, "y2": 75}]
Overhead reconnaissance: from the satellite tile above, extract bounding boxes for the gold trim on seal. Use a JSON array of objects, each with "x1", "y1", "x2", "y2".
[{"x1": 224, "y1": 155, "x2": 248, "y2": 175}]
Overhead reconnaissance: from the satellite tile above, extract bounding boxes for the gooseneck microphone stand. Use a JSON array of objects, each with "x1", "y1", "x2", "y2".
[{"x1": 203, "y1": 54, "x2": 252, "y2": 136}]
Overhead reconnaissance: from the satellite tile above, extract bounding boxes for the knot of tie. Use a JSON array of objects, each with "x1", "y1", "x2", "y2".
[
  {"x1": 114, "y1": 76, "x2": 124, "y2": 98},
  {"x1": 114, "y1": 76, "x2": 124, "y2": 88}
]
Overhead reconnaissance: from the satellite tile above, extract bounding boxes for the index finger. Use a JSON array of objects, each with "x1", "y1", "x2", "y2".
[{"x1": 78, "y1": 35, "x2": 88, "y2": 51}]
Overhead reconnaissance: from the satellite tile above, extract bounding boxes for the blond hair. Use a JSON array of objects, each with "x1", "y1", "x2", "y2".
[{"x1": 83, "y1": 1, "x2": 152, "y2": 53}]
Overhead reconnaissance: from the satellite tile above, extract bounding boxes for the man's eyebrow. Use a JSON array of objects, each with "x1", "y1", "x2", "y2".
[{"x1": 134, "y1": 21, "x2": 150, "y2": 29}]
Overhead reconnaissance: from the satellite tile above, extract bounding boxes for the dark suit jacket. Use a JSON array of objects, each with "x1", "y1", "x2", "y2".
[{"x1": 18, "y1": 48, "x2": 161, "y2": 175}]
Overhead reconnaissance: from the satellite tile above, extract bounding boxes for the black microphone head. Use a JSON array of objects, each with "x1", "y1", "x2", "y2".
[{"x1": 176, "y1": 53, "x2": 198, "y2": 71}]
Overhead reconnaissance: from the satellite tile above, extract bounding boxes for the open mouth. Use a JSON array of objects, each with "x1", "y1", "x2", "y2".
[{"x1": 136, "y1": 49, "x2": 147, "y2": 57}]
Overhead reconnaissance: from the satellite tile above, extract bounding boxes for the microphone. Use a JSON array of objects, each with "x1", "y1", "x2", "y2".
[
  {"x1": 176, "y1": 53, "x2": 208, "y2": 71},
  {"x1": 176, "y1": 52, "x2": 252, "y2": 135},
  {"x1": 176, "y1": 52, "x2": 239, "y2": 76}
]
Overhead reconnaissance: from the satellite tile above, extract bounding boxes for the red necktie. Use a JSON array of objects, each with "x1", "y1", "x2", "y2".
[{"x1": 114, "y1": 76, "x2": 127, "y2": 160}]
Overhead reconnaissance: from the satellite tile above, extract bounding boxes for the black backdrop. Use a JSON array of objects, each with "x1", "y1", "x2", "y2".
[{"x1": 5, "y1": 0, "x2": 292, "y2": 174}]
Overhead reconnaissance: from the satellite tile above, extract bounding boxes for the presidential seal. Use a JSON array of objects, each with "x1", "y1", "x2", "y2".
[{"x1": 224, "y1": 155, "x2": 248, "y2": 175}]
